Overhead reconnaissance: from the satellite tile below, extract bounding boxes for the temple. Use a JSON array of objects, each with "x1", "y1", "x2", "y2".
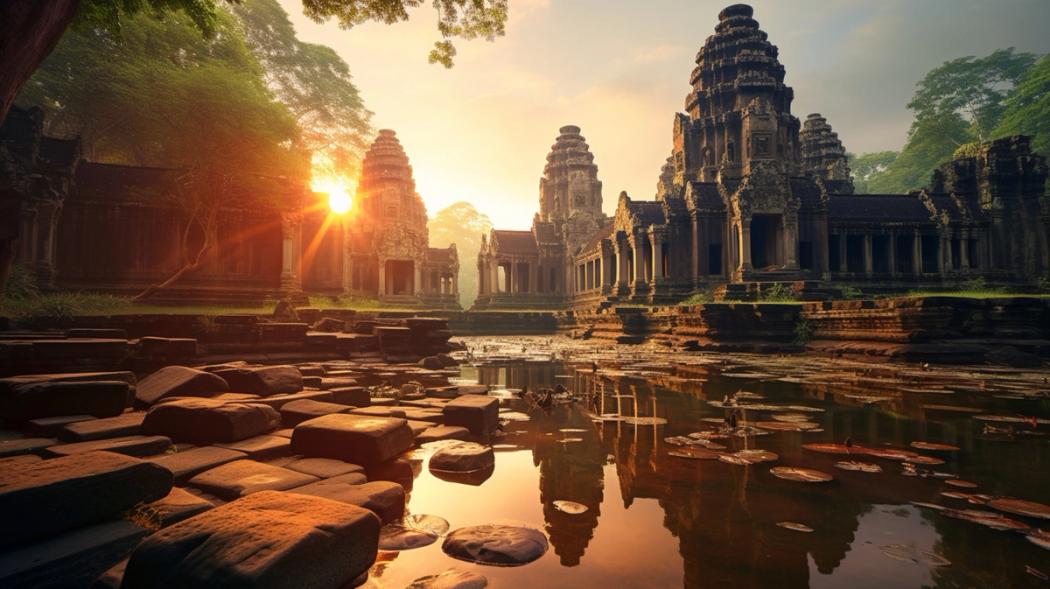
[
  {"x1": 1, "y1": 112, "x2": 459, "y2": 307},
  {"x1": 475, "y1": 3, "x2": 1050, "y2": 308}
]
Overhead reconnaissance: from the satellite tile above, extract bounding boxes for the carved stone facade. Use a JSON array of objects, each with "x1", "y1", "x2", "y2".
[
  {"x1": 476, "y1": 3, "x2": 1050, "y2": 309},
  {"x1": 342, "y1": 130, "x2": 458, "y2": 308}
]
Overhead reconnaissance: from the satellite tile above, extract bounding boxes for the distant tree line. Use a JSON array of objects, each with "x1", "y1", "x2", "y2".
[{"x1": 849, "y1": 48, "x2": 1050, "y2": 194}]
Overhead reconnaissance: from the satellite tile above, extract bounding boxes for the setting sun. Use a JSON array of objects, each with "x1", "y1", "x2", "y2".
[{"x1": 312, "y1": 176, "x2": 354, "y2": 214}]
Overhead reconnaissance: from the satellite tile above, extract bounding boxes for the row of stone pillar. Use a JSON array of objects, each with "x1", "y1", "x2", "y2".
[
  {"x1": 830, "y1": 229, "x2": 984, "y2": 276},
  {"x1": 478, "y1": 257, "x2": 539, "y2": 295}
]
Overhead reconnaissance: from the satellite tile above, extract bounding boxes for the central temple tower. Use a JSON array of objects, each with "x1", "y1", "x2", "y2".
[{"x1": 674, "y1": 3, "x2": 801, "y2": 183}]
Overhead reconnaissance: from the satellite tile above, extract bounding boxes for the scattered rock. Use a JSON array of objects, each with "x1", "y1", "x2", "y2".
[
  {"x1": 284, "y1": 457, "x2": 364, "y2": 479},
  {"x1": 291, "y1": 414, "x2": 415, "y2": 465},
  {"x1": 147, "y1": 446, "x2": 247, "y2": 484},
  {"x1": 290, "y1": 480, "x2": 404, "y2": 523},
  {"x1": 135, "y1": 366, "x2": 228, "y2": 407},
  {"x1": 210, "y1": 365, "x2": 303, "y2": 396},
  {"x1": 186, "y1": 459, "x2": 319, "y2": 500},
  {"x1": 443, "y1": 395, "x2": 499, "y2": 436},
  {"x1": 0, "y1": 379, "x2": 129, "y2": 421},
  {"x1": 59, "y1": 412, "x2": 145, "y2": 441},
  {"x1": 280, "y1": 399, "x2": 352, "y2": 427},
  {"x1": 142, "y1": 398, "x2": 280, "y2": 444},
  {"x1": 379, "y1": 514, "x2": 450, "y2": 551},
  {"x1": 42, "y1": 435, "x2": 173, "y2": 458},
  {"x1": 442, "y1": 524, "x2": 548, "y2": 566},
  {"x1": 417, "y1": 425, "x2": 471, "y2": 444},
  {"x1": 429, "y1": 442, "x2": 494, "y2": 473},
  {"x1": 121, "y1": 491, "x2": 379, "y2": 589}
]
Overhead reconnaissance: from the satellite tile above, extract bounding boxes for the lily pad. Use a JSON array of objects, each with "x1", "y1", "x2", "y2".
[
  {"x1": 499, "y1": 412, "x2": 531, "y2": 422},
  {"x1": 559, "y1": 428, "x2": 588, "y2": 433},
  {"x1": 945, "y1": 479, "x2": 979, "y2": 489},
  {"x1": 755, "y1": 420, "x2": 819, "y2": 432},
  {"x1": 552, "y1": 500, "x2": 588, "y2": 515},
  {"x1": 943, "y1": 508, "x2": 1031, "y2": 532},
  {"x1": 379, "y1": 514, "x2": 451, "y2": 551},
  {"x1": 772, "y1": 414, "x2": 813, "y2": 423},
  {"x1": 669, "y1": 447, "x2": 722, "y2": 460},
  {"x1": 834, "y1": 460, "x2": 882, "y2": 473},
  {"x1": 880, "y1": 544, "x2": 951, "y2": 567},
  {"x1": 987, "y1": 498, "x2": 1050, "y2": 520},
  {"x1": 776, "y1": 522, "x2": 814, "y2": 533},
  {"x1": 442, "y1": 524, "x2": 548, "y2": 567},
  {"x1": 1027, "y1": 529, "x2": 1050, "y2": 551},
  {"x1": 622, "y1": 416, "x2": 668, "y2": 426},
  {"x1": 802, "y1": 443, "x2": 854, "y2": 455},
  {"x1": 770, "y1": 466, "x2": 834, "y2": 483},
  {"x1": 909, "y1": 441, "x2": 960, "y2": 452},
  {"x1": 905, "y1": 455, "x2": 946, "y2": 466},
  {"x1": 732, "y1": 449, "x2": 779, "y2": 463}
]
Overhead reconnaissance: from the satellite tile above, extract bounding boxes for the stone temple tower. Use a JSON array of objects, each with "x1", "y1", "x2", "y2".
[
  {"x1": 538, "y1": 125, "x2": 606, "y2": 253},
  {"x1": 673, "y1": 3, "x2": 801, "y2": 184},
  {"x1": 800, "y1": 113, "x2": 854, "y2": 193}
]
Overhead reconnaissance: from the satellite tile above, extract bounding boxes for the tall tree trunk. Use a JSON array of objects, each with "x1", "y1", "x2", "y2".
[{"x1": 0, "y1": 0, "x2": 80, "y2": 124}]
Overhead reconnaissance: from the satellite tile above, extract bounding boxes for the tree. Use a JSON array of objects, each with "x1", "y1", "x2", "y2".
[
  {"x1": 847, "y1": 151, "x2": 898, "y2": 194},
  {"x1": 19, "y1": 9, "x2": 305, "y2": 299},
  {"x1": 867, "y1": 110, "x2": 972, "y2": 194},
  {"x1": 0, "y1": 0, "x2": 508, "y2": 125},
  {"x1": 428, "y1": 201, "x2": 491, "y2": 307},
  {"x1": 909, "y1": 48, "x2": 1036, "y2": 142},
  {"x1": 994, "y1": 55, "x2": 1050, "y2": 158},
  {"x1": 233, "y1": 0, "x2": 373, "y2": 181}
]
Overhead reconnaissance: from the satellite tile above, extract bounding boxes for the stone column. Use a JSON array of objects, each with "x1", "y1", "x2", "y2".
[
  {"x1": 509, "y1": 259, "x2": 517, "y2": 294},
  {"x1": 691, "y1": 216, "x2": 700, "y2": 282},
  {"x1": 838, "y1": 233, "x2": 848, "y2": 273},
  {"x1": 784, "y1": 217, "x2": 799, "y2": 270},
  {"x1": 888, "y1": 231, "x2": 898, "y2": 277},
  {"x1": 938, "y1": 236, "x2": 948, "y2": 274},
  {"x1": 529, "y1": 261, "x2": 537, "y2": 294},
  {"x1": 616, "y1": 241, "x2": 629, "y2": 289},
  {"x1": 280, "y1": 213, "x2": 303, "y2": 294},
  {"x1": 491, "y1": 259, "x2": 500, "y2": 294},
  {"x1": 960, "y1": 231, "x2": 971, "y2": 270},
  {"x1": 631, "y1": 234, "x2": 644, "y2": 287},
  {"x1": 651, "y1": 231, "x2": 664, "y2": 284},
  {"x1": 35, "y1": 201, "x2": 61, "y2": 288},
  {"x1": 863, "y1": 234, "x2": 874, "y2": 277},
  {"x1": 377, "y1": 259, "x2": 387, "y2": 296},
  {"x1": 413, "y1": 262, "x2": 422, "y2": 297},
  {"x1": 740, "y1": 218, "x2": 753, "y2": 273},
  {"x1": 913, "y1": 231, "x2": 923, "y2": 275}
]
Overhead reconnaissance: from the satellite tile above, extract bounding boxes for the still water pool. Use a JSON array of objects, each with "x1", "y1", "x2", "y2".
[{"x1": 364, "y1": 337, "x2": 1050, "y2": 589}]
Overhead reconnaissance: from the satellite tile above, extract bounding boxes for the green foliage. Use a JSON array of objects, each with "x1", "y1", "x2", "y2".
[
  {"x1": 300, "y1": 0, "x2": 508, "y2": 68},
  {"x1": 793, "y1": 317, "x2": 813, "y2": 346},
  {"x1": 234, "y1": 0, "x2": 372, "y2": 180},
  {"x1": 679, "y1": 290, "x2": 712, "y2": 306},
  {"x1": 758, "y1": 283, "x2": 797, "y2": 303},
  {"x1": 428, "y1": 201, "x2": 492, "y2": 307},
  {"x1": 995, "y1": 55, "x2": 1050, "y2": 159},
  {"x1": 867, "y1": 110, "x2": 973, "y2": 193},
  {"x1": 2, "y1": 264, "x2": 40, "y2": 301},
  {"x1": 847, "y1": 151, "x2": 898, "y2": 194},
  {"x1": 908, "y1": 48, "x2": 1036, "y2": 141},
  {"x1": 1, "y1": 292, "x2": 130, "y2": 321},
  {"x1": 840, "y1": 285, "x2": 862, "y2": 299}
]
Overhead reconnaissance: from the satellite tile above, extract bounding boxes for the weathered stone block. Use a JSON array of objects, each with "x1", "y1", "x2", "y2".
[
  {"x1": 280, "y1": 399, "x2": 352, "y2": 427},
  {"x1": 328, "y1": 386, "x2": 370, "y2": 407},
  {"x1": 142, "y1": 398, "x2": 280, "y2": 444},
  {"x1": 147, "y1": 446, "x2": 247, "y2": 484},
  {"x1": 291, "y1": 414, "x2": 414, "y2": 465},
  {"x1": 0, "y1": 379, "x2": 128, "y2": 421},
  {"x1": 290, "y1": 480, "x2": 404, "y2": 524},
  {"x1": 442, "y1": 395, "x2": 499, "y2": 435},
  {"x1": 42, "y1": 435, "x2": 173, "y2": 458},
  {"x1": 135, "y1": 366, "x2": 228, "y2": 407},
  {"x1": 121, "y1": 490, "x2": 379, "y2": 589},
  {"x1": 214, "y1": 434, "x2": 291, "y2": 460},
  {"x1": 0, "y1": 437, "x2": 56, "y2": 458},
  {"x1": 284, "y1": 457, "x2": 364, "y2": 479},
  {"x1": 211, "y1": 365, "x2": 303, "y2": 396},
  {"x1": 187, "y1": 460, "x2": 318, "y2": 500},
  {"x1": 0, "y1": 451, "x2": 171, "y2": 548},
  {"x1": 58, "y1": 411, "x2": 144, "y2": 441},
  {"x1": 416, "y1": 425, "x2": 471, "y2": 444},
  {"x1": 138, "y1": 487, "x2": 214, "y2": 527}
]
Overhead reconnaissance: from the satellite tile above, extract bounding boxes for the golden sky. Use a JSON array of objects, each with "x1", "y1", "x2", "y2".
[{"x1": 280, "y1": 0, "x2": 1050, "y2": 229}]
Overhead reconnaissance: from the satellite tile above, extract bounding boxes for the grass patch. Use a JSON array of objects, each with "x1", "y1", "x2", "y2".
[
  {"x1": 1, "y1": 291, "x2": 131, "y2": 321},
  {"x1": 903, "y1": 277, "x2": 1050, "y2": 299}
]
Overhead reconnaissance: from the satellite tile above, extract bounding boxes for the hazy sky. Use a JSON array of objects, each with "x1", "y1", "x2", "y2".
[{"x1": 279, "y1": 0, "x2": 1050, "y2": 229}]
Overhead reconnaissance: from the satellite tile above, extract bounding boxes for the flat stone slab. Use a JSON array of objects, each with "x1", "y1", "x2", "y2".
[
  {"x1": 187, "y1": 459, "x2": 319, "y2": 500},
  {"x1": 142, "y1": 398, "x2": 280, "y2": 444},
  {"x1": 292, "y1": 414, "x2": 415, "y2": 465},
  {"x1": 211, "y1": 365, "x2": 303, "y2": 396},
  {"x1": 328, "y1": 386, "x2": 370, "y2": 407},
  {"x1": 0, "y1": 451, "x2": 171, "y2": 548},
  {"x1": 58, "y1": 411, "x2": 145, "y2": 441},
  {"x1": 417, "y1": 426, "x2": 471, "y2": 444},
  {"x1": 349, "y1": 406, "x2": 407, "y2": 418},
  {"x1": 284, "y1": 457, "x2": 364, "y2": 479},
  {"x1": 26, "y1": 414, "x2": 93, "y2": 436},
  {"x1": 121, "y1": 490, "x2": 380, "y2": 589},
  {"x1": 249, "y1": 390, "x2": 334, "y2": 410},
  {"x1": 0, "y1": 379, "x2": 129, "y2": 421},
  {"x1": 136, "y1": 366, "x2": 228, "y2": 407},
  {"x1": 0, "y1": 437, "x2": 55, "y2": 458},
  {"x1": 139, "y1": 487, "x2": 215, "y2": 527},
  {"x1": 443, "y1": 396, "x2": 499, "y2": 436},
  {"x1": 215, "y1": 434, "x2": 291, "y2": 460},
  {"x1": 280, "y1": 399, "x2": 353, "y2": 427},
  {"x1": 42, "y1": 435, "x2": 173, "y2": 458},
  {"x1": 0, "y1": 519, "x2": 148, "y2": 589},
  {"x1": 291, "y1": 480, "x2": 405, "y2": 524},
  {"x1": 429, "y1": 442, "x2": 494, "y2": 473},
  {"x1": 148, "y1": 446, "x2": 247, "y2": 484}
]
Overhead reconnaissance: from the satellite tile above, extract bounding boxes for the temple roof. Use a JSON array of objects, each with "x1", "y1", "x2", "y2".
[
  {"x1": 629, "y1": 201, "x2": 666, "y2": 225},
  {"x1": 579, "y1": 220, "x2": 614, "y2": 255},
  {"x1": 492, "y1": 229, "x2": 538, "y2": 255},
  {"x1": 827, "y1": 194, "x2": 932, "y2": 222},
  {"x1": 424, "y1": 246, "x2": 457, "y2": 266},
  {"x1": 789, "y1": 177, "x2": 825, "y2": 208}
]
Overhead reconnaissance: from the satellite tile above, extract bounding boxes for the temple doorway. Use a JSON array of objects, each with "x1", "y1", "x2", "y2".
[
  {"x1": 385, "y1": 259, "x2": 414, "y2": 295},
  {"x1": 750, "y1": 214, "x2": 783, "y2": 269}
]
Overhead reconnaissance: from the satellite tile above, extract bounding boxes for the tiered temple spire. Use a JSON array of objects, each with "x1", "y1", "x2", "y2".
[{"x1": 800, "y1": 114, "x2": 853, "y2": 192}]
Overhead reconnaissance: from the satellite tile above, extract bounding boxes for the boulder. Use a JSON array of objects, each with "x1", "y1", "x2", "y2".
[
  {"x1": 0, "y1": 520, "x2": 148, "y2": 589},
  {"x1": 135, "y1": 366, "x2": 228, "y2": 407},
  {"x1": 290, "y1": 480, "x2": 405, "y2": 524},
  {"x1": 186, "y1": 459, "x2": 318, "y2": 500},
  {"x1": 121, "y1": 491, "x2": 380, "y2": 589},
  {"x1": 280, "y1": 399, "x2": 352, "y2": 427},
  {"x1": 58, "y1": 412, "x2": 145, "y2": 441},
  {"x1": 42, "y1": 435, "x2": 173, "y2": 458},
  {"x1": 441, "y1": 525, "x2": 548, "y2": 566},
  {"x1": 0, "y1": 379, "x2": 128, "y2": 421},
  {"x1": 292, "y1": 414, "x2": 415, "y2": 466},
  {"x1": 142, "y1": 398, "x2": 280, "y2": 444},
  {"x1": 0, "y1": 451, "x2": 171, "y2": 548},
  {"x1": 147, "y1": 446, "x2": 246, "y2": 484},
  {"x1": 428, "y1": 442, "x2": 494, "y2": 473},
  {"x1": 442, "y1": 396, "x2": 499, "y2": 436},
  {"x1": 214, "y1": 434, "x2": 291, "y2": 460},
  {"x1": 416, "y1": 426, "x2": 470, "y2": 444},
  {"x1": 138, "y1": 487, "x2": 214, "y2": 527},
  {"x1": 211, "y1": 365, "x2": 303, "y2": 396}
]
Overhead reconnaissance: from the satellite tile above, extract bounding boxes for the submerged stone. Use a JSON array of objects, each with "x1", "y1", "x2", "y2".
[{"x1": 442, "y1": 524, "x2": 548, "y2": 566}]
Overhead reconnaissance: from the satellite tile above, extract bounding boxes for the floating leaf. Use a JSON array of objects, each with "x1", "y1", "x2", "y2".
[
  {"x1": 733, "y1": 449, "x2": 779, "y2": 463},
  {"x1": 879, "y1": 544, "x2": 951, "y2": 567},
  {"x1": 770, "y1": 466, "x2": 834, "y2": 483},
  {"x1": 1027, "y1": 529, "x2": 1050, "y2": 551},
  {"x1": 987, "y1": 498, "x2": 1050, "y2": 520},
  {"x1": 552, "y1": 500, "x2": 588, "y2": 515},
  {"x1": 802, "y1": 443, "x2": 854, "y2": 455},
  {"x1": 669, "y1": 447, "x2": 722, "y2": 460},
  {"x1": 622, "y1": 416, "x2": 668, "y2": 426},
  {"x1": 905, "y1": 455, "x2": 946, "y2": 466},
  {"x1": 755, "y1": 420, "x2": 819, "y2": 432},
  {"x1": 943, "y1": 508, "x2": 1031, "y2": 532},
  {"x1": 776, "y1": 521, "x2": 813, "y2": 532},
  {"x1": 559, "y1": 428, "x2": 588, "y2": 433},
  {"x1": 909, "y1": 441, "x2": 960, "y2": 452},
  {"x1": 945, "y1": 479, "x2": 979, "y2": 489},
  {"x1": 379, "y1": 514, "x2": 451, "y2": 551}
]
